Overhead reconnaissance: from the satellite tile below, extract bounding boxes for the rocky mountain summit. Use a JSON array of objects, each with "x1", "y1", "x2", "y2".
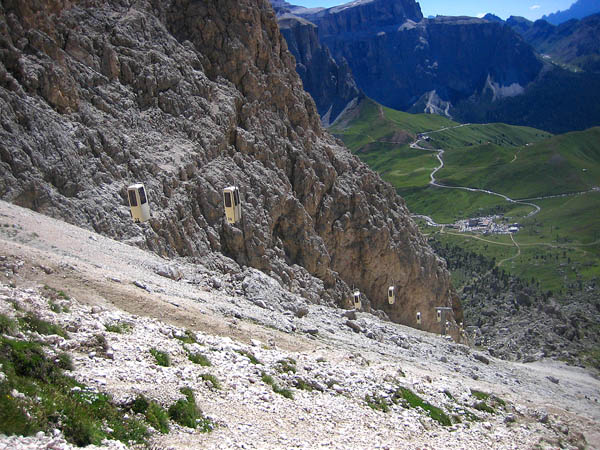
[
  {"x1": 0, "y1": 0, "x2": 459, "y2": 331},
  {"x1": 274, "y1": 0, "x2": 542, "y2": 120},
  {"x1": 273, "y1": 0, "x2": 600, "y2": 132},
  {"x1": 499, "y1": 13, "x2": 600, "y2": 73}
]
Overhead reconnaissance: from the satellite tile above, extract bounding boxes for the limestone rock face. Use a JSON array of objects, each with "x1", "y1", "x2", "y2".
[
  {"x1": 292, "y1": 1, "x2": 541, "y2": 116},
  {"x1": 0, "y1": 0, "x2": 460, "y2": 331},
  {"x1": 277, "y1": 15, "x2": 362, "y2": 126}
]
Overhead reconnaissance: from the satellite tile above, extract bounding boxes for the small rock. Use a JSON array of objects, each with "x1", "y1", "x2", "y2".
[
  {"x1": 133, "y1": 280, "x2": 150, "y2": 291},
  {"x1": 303, "y1": 328, "x2": 319, "y2": 336},
  {"x1": 341, "y1": 310, "x2": 357, "y2": 320},
  {"x1": 473, "y1": 353, "x2": 490, "y2": 365},
  {"x1": 504, "y1": 414, "x2": 516, "y2": 424},
  {"x1": 345, "y1": 320, "x2": 362, "y2": 333},
  {"x1": 546, "y1": 376, "x2": 559, "y2": 384},
  {"x1": 295, "y1": 306, "x2": 309, "y2": 318}
]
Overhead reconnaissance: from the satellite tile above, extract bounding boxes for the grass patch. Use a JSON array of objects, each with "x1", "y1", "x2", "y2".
[
  {"x1": 188, "y1": 352, "x2": 211, "y2": 366},
  {"x1": 174, "y1": 330, "x2": 198, "y2": 344},
  {"x1": 236, "y1": 349, "x2": 262, "y2": 365},
  {"x1": 474, "y1": 401, "x2": 496, "y2": 414},
  {"x1": 200, "y1": 374, "x2": 221, "y2": 390},
  {"x1": 149, "y1": 348, "x2": 171, "y2": 367},
  {"x1": 393, "y1": 387, "x2": 452, "y2": 426},
  {"x1": 261, "y1": 372, "x2": 294, "y2": 400},
  {"x1": 294, "y1": 378, "x2": 314, "y2": 392},
  {"x1": 104, "y1": 322, "x2": 132, "y2": 334},
  {"x1": 42, "y1": 285, "x2": 70, "y2": 301},
  {"x1": 168, "y1": 387, "x2": 214, "y2": 432},
  {"x1": 365, "y1": 394, "x2": 390, "y2": 412},
  {"x1": 471, "y1": 390, "x2": 490, "y2": 401},
  {"x1": 0, "y1": 313, "x2": 18, "y2": 335},
  {"x1": 18, "y1": 313, "x2": 68, "y2": 338},
  {"x1": 0, "y1": 336, "x2": 148, "y2": 446},
  {"x1": 145, "y1": 401, "x2": 170, "y2": 434},
  {"x1": 276, "y1": 358, "x2": 297, "y2": 374},
  {"x1": 56, "y1": 352, "x2": 74, "y2": 371}
]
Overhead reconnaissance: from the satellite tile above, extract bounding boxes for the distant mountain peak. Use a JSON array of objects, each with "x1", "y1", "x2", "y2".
[{"x1": 542, "y1": 0, "x2": 600, "y2": 24}]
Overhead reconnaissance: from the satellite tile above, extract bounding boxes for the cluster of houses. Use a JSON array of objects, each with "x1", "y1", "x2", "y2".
[{"x1": 447, "y1": 216, "x2": 521, "y2": 234}]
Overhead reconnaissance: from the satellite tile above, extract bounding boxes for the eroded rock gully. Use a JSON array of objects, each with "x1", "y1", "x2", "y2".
[{"x1": 0, "y1": 0, "x2": 460, "y2": 332}]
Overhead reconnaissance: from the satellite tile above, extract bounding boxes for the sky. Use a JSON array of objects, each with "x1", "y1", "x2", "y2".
[{"x1": 290, "y1": 0, "x2": 576, "y2": 21}]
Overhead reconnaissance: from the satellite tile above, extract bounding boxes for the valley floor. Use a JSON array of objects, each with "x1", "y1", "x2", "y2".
[{"x1": 0, "y1": 200, "x2": 598, "y2": 449}]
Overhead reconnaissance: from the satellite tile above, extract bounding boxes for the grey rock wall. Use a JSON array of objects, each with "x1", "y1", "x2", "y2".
[{"x1": 0, "y1": 0, "x2": 460, "y2": 331}]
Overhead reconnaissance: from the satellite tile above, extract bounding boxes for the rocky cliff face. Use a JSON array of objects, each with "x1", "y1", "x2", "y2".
[
  {"x1": 300, "y1": 0, "x2": 423, "y2": 36},
  {"x1": 292, "y1": 1, "x2": 541, "y2": 117},
  {"x1": 506, "y1": 14, "x2": 600, "y2": 73},
  {"x1": 0, "y1": 0, "x2": 459, "y2": 330},
  {"x1": 277, "y1": 15, "x2": 362, "y2": 126}
]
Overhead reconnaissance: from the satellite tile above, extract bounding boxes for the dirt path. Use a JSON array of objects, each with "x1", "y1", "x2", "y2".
[{"x1": 0, "y1": 202, "x2": 316, "y2": 354}]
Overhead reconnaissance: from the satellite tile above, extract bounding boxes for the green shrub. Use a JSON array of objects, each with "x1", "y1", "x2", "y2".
[
  {"x1": 150, "y1": 348, "x2": 171, "y2": 367},
  {"x1": 18, "y1": 313, "x2": 68, "y2": 338},
  {"x1": 276, "y1": 358, "x2": 296, "y2": 373},
  {"x1": 0, "y1": 314, "x2": 17, "y2": 335},
  {"x1": 365, "y1": 394, "x2": 390, "y2": 412},
  {"x1": 0, "y1": 336, "x2": 148, "y2": 446},
  {"x1": 188, "y1": 352, "x2": 211, "y2": 366},
  {"x1": 295, "y1": 379, "x2": 314, "y2": 392},
  {"x1": 471, "y1": 390, "x2": 490, "y2": 401},
  {"x1": 261, "y1": 372, "x2": 293, "y2": 400},
  {"x1": 57, "y1": 352, "x2": 74, "y2": 371},
  {"x1": 168, "y1": 388, "x2": 213, "y2": 432},
  {"x1": 474, "y1": 401, "x2": 496, "y2": 414},
  {"x1": 49, "y1": 302, "x2": 62, "y2": 313},
  {"x1": 105, "y1": 322, "x2": 132, "y2": 334},
  {"x1": 393, "y1": 387, "x2": 452, "y2": 426},
  {"x1": 131, "y1": 395, "x2": 150, "y2": 414},
  {"x1": 146, "y1": 401, "x2": 169, "y2": 434},
  {"x1": 236, "y1": 349, "x2": 261, "y2": 365},
  {"x1": 174, "y1": 330, "x2": 197, "y2": 344},
  {"x1": 200, "y1": 374, "x2": 221, "y2": 390},
  {"x1": 0, "y1": 338, "x2": 60, "y2": 381}
]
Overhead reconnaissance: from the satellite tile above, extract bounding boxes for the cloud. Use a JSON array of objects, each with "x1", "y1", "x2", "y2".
[
  {"x1": 530, "y1": 4, "x2": 541, "y2": 9},
  {"x1": 476, "y1": 12, "x2": 485, "y2": 18}
]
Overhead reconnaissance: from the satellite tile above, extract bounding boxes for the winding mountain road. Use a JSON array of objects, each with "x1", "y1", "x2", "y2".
[{"x1": 409, "y1": 125, "x2": 541, "y2": 225}]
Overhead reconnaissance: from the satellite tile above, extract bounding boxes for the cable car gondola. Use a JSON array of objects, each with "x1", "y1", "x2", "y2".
[
  {"x1": 223, "y1": 186, "x2": 242, "y2": 224},
  {"x1": 353, "y1": 291, "x2": 361, "y2": 310},
  {"x1": 387, "y1": 286, "x2": 395, "y2": 305},
  {"x1": 127, "y1": 183, "x2": 150, "y2": 223}
]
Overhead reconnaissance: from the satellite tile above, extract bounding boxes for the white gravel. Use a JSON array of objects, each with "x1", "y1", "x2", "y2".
[{"x1": 0, "y1": 200, "x2": 599, "y2": 449}]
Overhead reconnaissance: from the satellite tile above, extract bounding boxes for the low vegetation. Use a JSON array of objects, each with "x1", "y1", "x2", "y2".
[
  {"x1": 104, "y1": 322, "x2": 132, "y2": 334},
  {"x1": 200, "y1": 374, "x2": 221, "y2": 390},
  {"x1": 149, "y1": 348, "x2": 171, "y2": 367},
  {"x1": 0, "y1": 334, "x2": 148, "y2": 446},
  {"x1": 18, "y1": 312, "x2": 68, "y2": 338},
  {"x1": 188, "y1": 352, "x2": 211, "y2": 366},
  {"x1": 365, "y1": 394, "x2": 390, "y2": 412},
  {"x1": 236, "y1": 349, "x2": 262, "y2": 365},
  {"x1": 261, "y1": 372, "x2": 294, "y2": 400},
  {"x1": 168, "y1": 387, "x2": 214, "y2": 432},
  {"x1": 174, "y1": 329, "x2": 198, "y2": 344},
  {"x1": 393, "y1": 387, "x2": 452, "y2": 426}
]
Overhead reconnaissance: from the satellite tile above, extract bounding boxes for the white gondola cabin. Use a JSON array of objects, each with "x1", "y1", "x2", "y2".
[
  {"x1": 353, "y1": 291, "x2": 361, "y2": 310},
  {"x1": 127, "y1": 183, "x2": 150, "y2": 223},
  {"x1": 437, "y1": 309, "x2": 442, "y2": 323},
  {"x1": 387, "y1": 286, "x2": 395, "y2": 305},
  {"x1": 416, "y1": 312, "x2": 421, "y2": 325},
  {"x1": 223, "y1": 186, "x2": 242, "y2": 224}
]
